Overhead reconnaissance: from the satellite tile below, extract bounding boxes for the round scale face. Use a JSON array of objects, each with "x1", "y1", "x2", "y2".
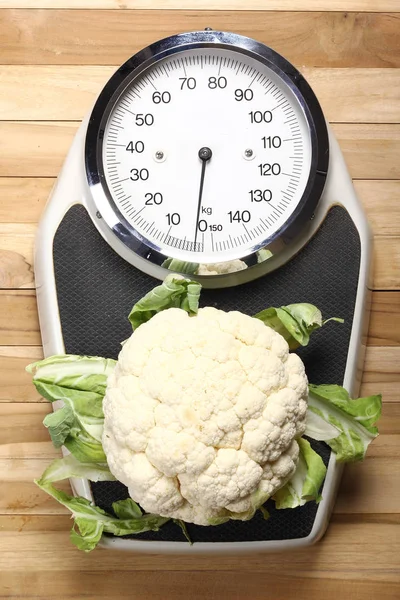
[{"x1": 102, "y1": 47, "x2": 312, "y2": 263}]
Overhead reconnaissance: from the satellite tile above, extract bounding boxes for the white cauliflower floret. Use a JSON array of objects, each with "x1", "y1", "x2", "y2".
[
  {"x1": 197, "y1": 260, "x2": 248, "y2": 275},
  {"x1": 102, "y1": 307, "x2": 308, "y2": 525}
]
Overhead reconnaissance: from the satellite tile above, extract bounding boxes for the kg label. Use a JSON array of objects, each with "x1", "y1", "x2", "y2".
[{"x1": 201, "y1": 207, "x2": 212, "y2": 215}]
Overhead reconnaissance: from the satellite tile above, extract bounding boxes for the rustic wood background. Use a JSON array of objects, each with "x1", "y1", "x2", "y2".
[{"x1": 0, "y1": 1, "x2": 399, "y2": 599}]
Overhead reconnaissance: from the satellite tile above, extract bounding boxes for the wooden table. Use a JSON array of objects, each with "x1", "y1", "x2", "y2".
[{"x1": 1, "y1": 2, "x2": 399, "y2": 598}]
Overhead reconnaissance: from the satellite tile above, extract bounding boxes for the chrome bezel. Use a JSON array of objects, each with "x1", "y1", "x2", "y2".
[{"x1": 85, "y1": 30, "x2": 329, "y2": 274}]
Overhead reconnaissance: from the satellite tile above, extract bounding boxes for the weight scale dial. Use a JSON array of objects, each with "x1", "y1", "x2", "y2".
[{"x1": 86, "y1": 31, "x2": 329, "y2": 280}]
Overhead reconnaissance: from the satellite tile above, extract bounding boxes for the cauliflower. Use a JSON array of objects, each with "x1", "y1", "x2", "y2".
[
  {"x1": 196, "y1": 260, "x2": 247, "y2": 275},
  {"x1": 102, "y1": 307, "x2": 308, "y2": 525}
]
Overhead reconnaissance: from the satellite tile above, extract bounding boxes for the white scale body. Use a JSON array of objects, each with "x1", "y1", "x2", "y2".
[{"x1": 34, "y1": 30, "x2": 372, "y2": 553}]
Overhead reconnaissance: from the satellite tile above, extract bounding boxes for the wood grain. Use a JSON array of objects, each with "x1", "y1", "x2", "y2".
[
  {"x1": 0, "y1": 289, "x2": 399, "y2": 345},
  {"x1": 0, "y1": 178, "x2": 53, "y2": 223},
  {"x1": 0, "y1": 481, "x2": 71, "y2": 515},
  {"x1": 1, "y1": 457, "x2": 64, "y2": 482},
  {"x1": 362, "y1": 346, "x2": 400, "y2": 402},
  {"x1": 0, "y1": 226, "x2": 34, "y2": 289},
  {"x1": 1, "y1": 121, "x2": 399, "y2": 179},
  {"x1": 0, "y1": 520, "x2": 399, "y2": 578},
  {"x1": 333, "y1": 124, "x2": 400, "y2": 180},
  {"x1": 0, "y1": 346, "x2": 43, "y2": 402},
  {"x1": 0, "y1": 3, "x2": 399, "y2": 596},
  {"x1": 368, "y1": 292, "x2": 400, "y2": 346},
  {"x1": 0, "y1": 345, "x2": 398, "y2": 404},
  {"x1": 2, "y1": 232, "x2": 399, "y2": 290},
  {"x1": 1, "y1": 66, "x2": 399, "y2": 123},
  {"x1": 1, "y1": 433, "x2": 398, "y2": 515},
  {"x1": 0, "y1": 403, "x2": 51, "y2": 445},
  {"x1": 374, "y1": 238, "x2": 400, "y2": 290},
  {"x1": 0, "y1": 289, "x2": 399, "y2": 347},
  {"x1": 0, "y1": 250, "x2": 33, "y2": 288},
  {"x1": 0, "y1": 567, "x2": 399, "y2": 600},
  {"x1": 0, "y1": 440, "x2": 58, "y2": 459},
  {"x1": 354, "y1": 180, "x2": 400, "y2": 236},
  {"x1": 2, "y1": 1, "x2": 400, "y2": 11},
  {"x1": 2, "y1": 179, "x2": 400, "y2": 239},
  {"x1": 2, "y1": 400, "x2": 398, "y2": 445},
  {"x1": 0, "y1": 122, "x2": 76, "y2": 178},
  {"x1": 0, "y1": 291, "x2": 39, "y2": 344},
  {"x1": 2, "y1": 345, "x2": 399, "y2": 403},
  {"x1": 1, "y1": 10, "x2": 399, "y2": 67}
]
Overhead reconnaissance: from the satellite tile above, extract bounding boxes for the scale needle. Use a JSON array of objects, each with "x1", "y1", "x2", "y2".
[{"x1": 194, "y1": 147, "x2": 212, "y2": 247}]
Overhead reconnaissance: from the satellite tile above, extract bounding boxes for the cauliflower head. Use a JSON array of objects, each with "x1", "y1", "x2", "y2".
[
  {"x1": 197, "y1": 259, "x2": 247, "y2": 276},
  {"x1": 102, "y1": 307, "x2": 308, "y2": 525}
]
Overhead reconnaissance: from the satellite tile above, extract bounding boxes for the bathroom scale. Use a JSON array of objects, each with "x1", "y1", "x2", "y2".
[{"x1": 34, "y1": 30, "x2": 372, "y2": 553}]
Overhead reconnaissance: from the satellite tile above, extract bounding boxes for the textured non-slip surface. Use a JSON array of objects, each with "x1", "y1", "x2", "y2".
[{"x1": 53, "y1": 204, "x2": 360, "y2": 543}]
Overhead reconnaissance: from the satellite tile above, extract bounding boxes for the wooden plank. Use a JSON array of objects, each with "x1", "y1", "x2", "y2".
[
  {"x1": 0, "y1": 290, "x2": 40, "y2": 345},
  {"x1": 0, "y1": 457, "x2": 69, "y2": 515},
  {"x1": 0, "y1": 249, "x2": 33, "y2": 289},
  {"x1": 362, "y1": 346, "x2": 400, "y2": 403},
  {"x1": 0, "y1": 346, "x2": 43, "y2": 402},
  {"x1": 0, "y1": 344, "x2": 397, "y2": 406},
  {"x1": 375, "y1": 238, "x2": 400, "y2": 290},
  {"x1": 1, "y1": 66, "x2": 399, "y2": 123},
  {"x1": 2, "y1": 399, "x2": 396, "y2": 439},
  {"x1": 0, "y1": 178, "x2": 53, "y2": 223},
  {"x1": 0, "y1": 223, "x2": 35, "y2": 289},
  {"x1": 0, "y1": 10, "x2": 399, "y2": 68},
  {"x1": 0, "y1": 442, "x2": 397, "y2": 514},
  {"x1": 0, "y1": 290, "x2": 399, "y2": 349},
  {"x1": 0, "y1": 414, "x2": 398, "y2": 514},
  {"x1": 0, "y1": 225, "x2": 35, "y2": 279},
  {"x1": 2, "y1": 179, "x2": 400, "y2": 238},
  {"x1": 0, "y1": 514, "x2": 71, "y2": 532},
  {"x1": 333, "y1": 124, "x2": 400, "y2": 181},
  {"x1": 0, "y1": 293, "x2": 397, "y2": 365},
  {"x1": 368, "y1": 292, "x2": 400, "y2": 346},
  {"x1": 0, "y1": 565, "x2": 399, "y2": 600},
  {"x1": 0, "y1": 520, "x2": 399, "y2": 577},
  {"x1": 354, "y1": 180, "x2": 400, "y2": 236},
  {"x1": 0, "y1": 225, "x2": 34, "y2": 289},
  {"x1": 1, "y1": 458, "x2": 64, "y2": 482},
  {"x1": 0, "y1": 122, "x2": 76, "y2": 178},
  {"x1": 2, "y1": 398, "x2": 396, "y2": 438},
  {"x1": 1, "y1": 1, "x2": 400, "y2": 12},
  {"x1": 302, "y1": 68, "x2": 400, "y2": 124},
  {"x1": 1, "y1": 397, "x2": 397, "y2": 442},
  {"x1": 0, "y1": 443, "x2": 398, "y2": 516},
  {"x1": 0, "y1": 480, "x2": 70, "y2": 515},
  {"x1": 1, "y1": 122, "x2": 399, "y2": 179},
  {"x1": 365, "y1": 433, "x2": 400, "y2": 459},
  {"x1": 0, "y1": 66, "x2": 115, "y2": 121},
  {"x1": 1, "y1": 401, "x2": 397, "y2": 442},
  {"x1": 5, "y1": 234, "x2": 400, "y2": 291},
  {"x1": 1, "y1": 396, "x2": 398, "y2": 447},
  {"x1": 0, "y1": 566, "x2": 400, "y2": 600},
  {"x1": 377, "y1": 402, "x2": 400, "y2": 434},
  {"x1": 0, "y1": 403, "x2": 50, "y2": 445},
  {"x1": 0, "y1": 441, "x2": 58, "y2": 459}
]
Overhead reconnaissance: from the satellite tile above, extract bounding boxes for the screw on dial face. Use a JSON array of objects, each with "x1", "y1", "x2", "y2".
[{"x1": 198, "y1": 147, "x2": 213, "y2": 161}]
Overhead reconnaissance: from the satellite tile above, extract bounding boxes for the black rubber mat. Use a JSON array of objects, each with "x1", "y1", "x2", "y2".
[{"x1": 53, "y1": 204, "x2": 360, "y2": 543}]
